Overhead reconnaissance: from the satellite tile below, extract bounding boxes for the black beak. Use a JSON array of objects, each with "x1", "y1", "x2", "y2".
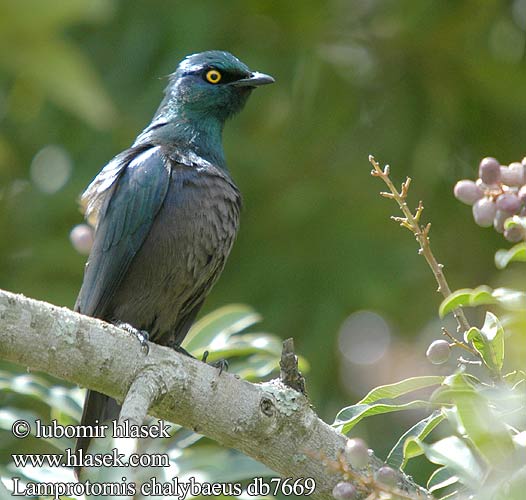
[{"x1": 231, "y1": 72, "x2": 275, "y2": 88}]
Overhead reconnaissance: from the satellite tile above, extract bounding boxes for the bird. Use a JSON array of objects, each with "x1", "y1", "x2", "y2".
[{"x1": 73, "y1": 51, "x2": 274, "y2": 468}]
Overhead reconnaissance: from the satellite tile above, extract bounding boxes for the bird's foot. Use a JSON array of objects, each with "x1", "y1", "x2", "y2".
[
  {"x1": 115, "y1": 322, "x2": 150, "y2": 354},
  {"x1": 166, "y1": 342, "x2": 195, "y2": 359},
  {"x1": 201, "y1": 350, "x2": 229, "y2": 375},
  {"x1": 167, "y1": 344, "x2": 228, "y2": 374}
]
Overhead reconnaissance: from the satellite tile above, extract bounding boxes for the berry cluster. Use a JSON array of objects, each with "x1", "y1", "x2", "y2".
[
  {"x1": 331, "y1": 438, "x2": 399, "y2": 499},
  {"x1": 454, "y1": 157, "x2": 526, "y2": 242}
]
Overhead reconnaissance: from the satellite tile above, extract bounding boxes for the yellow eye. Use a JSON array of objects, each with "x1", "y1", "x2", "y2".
[{"x1": 205, "y1": 69, "x2": 222, "y2": 84}]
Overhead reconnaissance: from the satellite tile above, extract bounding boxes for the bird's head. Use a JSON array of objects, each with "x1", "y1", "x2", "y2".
[{"x1": 160, "y1": 51, "x2": 274, "y2": 123}]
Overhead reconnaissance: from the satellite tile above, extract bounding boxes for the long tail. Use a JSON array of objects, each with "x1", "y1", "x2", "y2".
[{"x1": 74, "y1": 389, "x2": 121, "y2": 478}]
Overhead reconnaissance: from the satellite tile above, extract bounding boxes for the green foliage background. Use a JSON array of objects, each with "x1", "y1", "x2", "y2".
[{"x1": 2, "y1": 0, "x2": 526, "y2": 486}]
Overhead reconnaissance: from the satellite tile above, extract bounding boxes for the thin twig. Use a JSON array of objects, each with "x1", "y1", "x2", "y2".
[
  {"x1": 369, "y1": 155, "x2": 471, "y2": 335},
  {"x1": 441, "y1": 327, "x2": 478, "y2": 356}
]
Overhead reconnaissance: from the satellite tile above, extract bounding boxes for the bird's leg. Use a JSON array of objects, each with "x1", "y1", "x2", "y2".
[
  {"x1": 114, "y1": 322, "x2": 149, "y2": 354},
  {"x1": 167, "y1": 342, "x2": 196, "y2": 359},
  {"x1": 167, "y1": 343, "x2": 228, "y2": 374},
  {"x1": 201, "y1": 350, "x2": 229, "y2": 375}
]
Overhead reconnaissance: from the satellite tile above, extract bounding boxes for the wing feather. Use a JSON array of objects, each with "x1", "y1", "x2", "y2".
[{"x1": 76, "y1": 146, "x2": 171, "y2": 318}]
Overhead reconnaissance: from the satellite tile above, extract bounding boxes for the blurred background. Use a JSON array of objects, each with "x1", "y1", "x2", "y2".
[{"x1": 1, "y1": 0, "x2": 526, "y2": 484}]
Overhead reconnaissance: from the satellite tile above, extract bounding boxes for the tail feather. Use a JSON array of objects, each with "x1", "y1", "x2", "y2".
[{"x1": 74, "y1": 389, "x2": 121, "y2": 478}]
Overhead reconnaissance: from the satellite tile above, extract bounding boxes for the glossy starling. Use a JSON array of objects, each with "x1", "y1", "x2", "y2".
[{"x1": 74, "y1": 51, "x2": 274, "y2": 466}]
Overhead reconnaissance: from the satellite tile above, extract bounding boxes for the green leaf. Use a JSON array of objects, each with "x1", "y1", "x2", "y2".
[
  {"x1": 442, "y1": 371, "x2": 482, "y2": 388},
  {"x1": 427, "y1": 466, "x2": 459, "y2": 493},
  {"x1": 386, "y1": 410, "x2": 445, "y2": 469},
  {"x1": 406, "y1": 436, "x2": 486, "y2": 490},
  {"x1": 333, "y1": 400, "x2": 431, "y2": 434},
  {"x1": 0, "y1": 371, "x2": 82, "y2": 420},
  {"x1": 194, "y1": 333, "x2": 282, "y2": 361},
  {"x1": 471, "y1": 286, "x2": 497, "y2": 306},
  {"x1": 334, "y1": 376, "x2": 443, "y2": 434},
  {"x1": 457, "y1": 396, "x2": 514, "y2": 467},
  {"x1": 439, "y1": 286, "x2": 495, "y2": 318},
  {"x1": 439, "y1": 286, "x2": 526, "y2": 316},
  {"x1": 357, "y1": 376, "x2": 445, "y2": 405},
  {"x1": 465, "y1": 312, "x2": 504, "y2": 373},
  {"x1": 439, "y1": 290, "x2": 472, "y2": 318},
  {"x1": 228, "y1": 354, "x2": 279, "y2": 380},
  {"x1": 495, "y1": 242, "x2": 526, "y2": 269},
  {"x1": 441, "y1": 406, "x2": 465, "y2": 435},
  {"x1": 434, "y1": 373, "x2": 515, "y2": 466},
  {"x1": 185, "y1": 304, "x2": 262, "y2": 352},
  {"x1": 438, "y1": 490, "x2": 463, "y2": 500},
  {"x1": 492, "y1": 288, "x2": 526, "y2": 311},
  {"x1": 460, "y1": 396, "x2": 513, "y2": 465},
  {"x1": 504, "y1": 370, "x2": 526, "y2": 386}
]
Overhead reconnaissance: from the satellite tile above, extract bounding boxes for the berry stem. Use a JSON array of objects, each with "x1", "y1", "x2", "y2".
[
  {"x1": 441, "y1": 327, "x2": 478, "y2": 356},
  {"x1": 369, "y1": 155, "x2": 471, "y2": 334}
]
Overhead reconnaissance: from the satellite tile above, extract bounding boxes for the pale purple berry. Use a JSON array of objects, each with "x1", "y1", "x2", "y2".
[
  {"x1": 479, "y1": 157, "x2": 501, "y2": 185},
  {"x1": 332, "y1": 482, "x2": 357, "y2": 500},
  {"x1": 476, "y1": 178, "x2": 498, "y2": 191},
  {"x1": 426, "y1": 340, "x2": 450, "y2": 365},
  {"x1": 345, "y1": 438, "x2": 369, "y2": 469},
  {"x1": 375, "y1": 466, "x2": 398, "y2": 488},
  {"x1": 508, "y1": 162, "x2": 525, "y2": 186},
  {"x1": 70, "y1": 224, "x2": 94, "y2": 255},
  {"x1": 500, "y1": 166, "x2": 524, "y2": 187},
  {"x1": 472, "y1": 198, "x2": 496, "y2": 227},
  {"x1": 518, "y1": 185, "x2": 526, "y2": 203},
  {"x1": 504, "y1": 225, "x2": 525, "y2": 243},
  {"x1": 493, "y1": 210, "x2": 509, "y2": 233},
  {"x1": 500, "y1": 166, "x2": 512, "y2": 185},
  {"x1": 496, "y1": 193, "x2": 521, "y2": 214},
  {"x1": 454, "y1": 180, "x2": 483, "y2": 205}
]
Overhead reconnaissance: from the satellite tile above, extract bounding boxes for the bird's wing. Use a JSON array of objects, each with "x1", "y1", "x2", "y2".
[
  {"x1": 79, "y1": 149, "x2": 133, "y2": 228},
  {"x1": 75, "y1": 145, "x2": 171, "y2": 317}
]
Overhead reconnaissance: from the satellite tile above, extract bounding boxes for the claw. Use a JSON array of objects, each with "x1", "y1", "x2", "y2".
[
  {"x1": 168, "y1": 343, "x2": 195, "y2": 359},
  {"x1": 199, "y1": 350, "x2": 228, "y2": 374},
  {"x1": 115, "y1": 322, "x2": 150, "y2": 354},
  {"x1": 209, "y1": 358, "x2": 228, "y2": 375},
  {"x1": 136, "y1": 330, "x2": 150, "y2": 354},
  {"x1": 169, "y1": 345, "x2": 226, "y2": 374}
]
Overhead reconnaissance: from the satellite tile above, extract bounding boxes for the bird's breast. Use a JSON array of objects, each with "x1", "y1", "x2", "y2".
[
  {"x1": 165, "y1": 165, "x2": 241, "y2": 273},
  {"x1": 108, "y1": 163, "x2": 241, "y2": 339}
]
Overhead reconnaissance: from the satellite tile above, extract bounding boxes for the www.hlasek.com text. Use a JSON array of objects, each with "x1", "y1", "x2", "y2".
[{"x1": 12, "y1": 447, "x2": 169, "y2": 468}]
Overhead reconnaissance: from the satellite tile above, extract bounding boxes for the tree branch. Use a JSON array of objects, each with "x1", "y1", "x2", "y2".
[{"x1": 0, "y1": 288, "x2": 429, "y2": 499}]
